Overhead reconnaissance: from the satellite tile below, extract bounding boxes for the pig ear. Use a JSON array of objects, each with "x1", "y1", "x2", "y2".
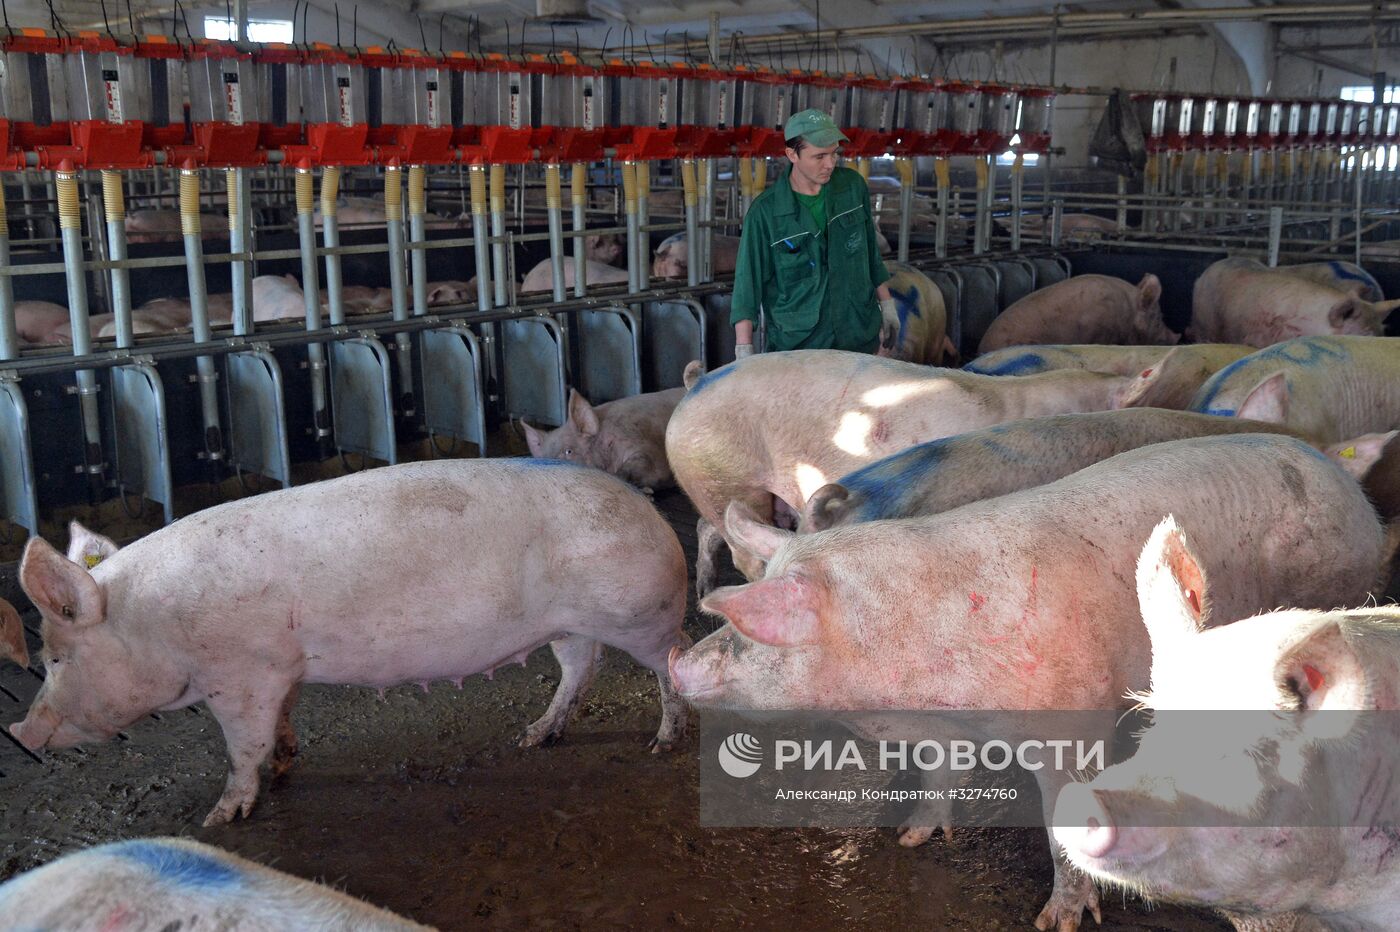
[
  {"x1": 1235, "y1": 372, "x2": 1290, "y2": 425},
  {"x1": 0, "y1": 599, "x2": 28, "y2": 668},
  {"x1": 1117, "y1": 347, "x2": 1181, "y2": 408},
  {"x1": 1135, "y1": 273, "x2": 1163, "y2": 311},
  {"x1": 19, "y1": 537, "x2": 105, "y2": 628},
  {"x1": 802, "y1": 484, "x2": 851, "y2": 533},
  {"x1": 1322, "y1": 431, "x2": 1400, "y2": 481},
  {"x1": 1273, "y1": 617, "x2": 1370, "y2": 713},
  {"x1": 519, "y1": 419, "x2": 547, "y2": 458},
  {"x1": 699, "y1": 572, "x2": 823, "y2": 647},
  {"x1": 1328, "y1": 297, "x2": 1362, "y2": 328},
  {"x1": 1135, "y1": 515, "x2": 1211, "y2": 648},
  {"x1": 567, "y1": 390, "x2": 600, "y2": 437},
  {"x1": 724, "y1": 501, "x2": 793, "y2": 564},
  {"x1": 66, "y1": 520, "x2": 119, "y2": 570},
  {"x1": 682, "y1": 360, "x2": 705, "y2": 391}
]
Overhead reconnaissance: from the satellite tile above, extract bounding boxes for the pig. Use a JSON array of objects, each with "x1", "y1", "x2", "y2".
[
  {"x1": 1283, "y1": 259, "x2": 1385, "y2": 302},
  {"x1": 650, "y1": 232, "x2": 742, "y2": 279},
  {"x1": 666, "y1": 350, "x2": 1136, "y2": 595},
  {"x1": 967, "y1": 342, "x2": 1252, "y2": 380},
  {"x1": 254, "y1": 274, "x2": 308, "y2": 322},
  {"x1": 1053, "y1": 519, "x2": 1400, "y2": 931},
  {"x1": 91, "y1": 312, "x2": 181, "y2": 340},
  {"x1": 1188, "y1": 335, "x2": 1400, "y2": 443},
  {"x1": 323, "y1": 285, "x2": 394, "y2": 317},
  {"x1": 521, "y1": 387, "x2": 685, "y2": 493},
  {"x1": 977, "y1": 273, "x2": 1176, "y2": 355},
  {"x1": 799, "y1": 408, "x2": 1324, "y2": 533},
  {"x1": 520, "y1": 257, "x2": 629, "y2": 294},
  {"x1": 1190, "y1": 257, "x2": 1400, "y2": 348},
  {"x1": 426, "y1": 279, "x2": 479, "y2": 306},
  {"x1": 124, "y1": 209, "x2": 228, "y2": 243},
  {"x1": 10, "y1": 459, "x2": 690, "y2": 826},
  {"x1": 876, "y1": 262, "x2": 957, "y2": 365},
  {"x1": 15, "y1": 300, "x2": 73, "y2": 345},
  {"x1": 0, "y1": 597, "x2": 26, "y2": 668},
  {"x1": 315, "y1": 196, "x2": 462, "y2": 230},
  {"x1": 0, "y1": 837, "x2": 429, "y2": 930},
  {"x1": 1012, "y1": 213, "x2": 1121, "y2": 240},
  {"x1": 585, "y1": 233, "x2": 624, "y2": 266},
  {"x1": 669, "y1": 434, "x2": 1390, "y2": 932},
  {"x1": 1110, "y1": 343, "x2": 1267, "y2": 410}
]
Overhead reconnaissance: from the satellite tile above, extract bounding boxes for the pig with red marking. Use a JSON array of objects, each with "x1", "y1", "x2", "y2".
[{"x1": 670, "y1": 434, "x2": 1389, "y2": 931}]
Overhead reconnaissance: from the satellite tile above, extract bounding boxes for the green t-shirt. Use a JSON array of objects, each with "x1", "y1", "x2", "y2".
[{"x1": 794, "y1": 187, "x2": 826, "y2": 233}]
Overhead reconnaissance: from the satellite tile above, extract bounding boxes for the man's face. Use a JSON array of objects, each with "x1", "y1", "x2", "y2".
[{"x1": 786, "y1": 141, "x2": 841, "y2": 189}]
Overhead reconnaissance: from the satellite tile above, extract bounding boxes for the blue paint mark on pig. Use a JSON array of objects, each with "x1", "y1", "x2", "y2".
[{"x1": 112, "y1": 840, "x2": 242, "y2": 889}]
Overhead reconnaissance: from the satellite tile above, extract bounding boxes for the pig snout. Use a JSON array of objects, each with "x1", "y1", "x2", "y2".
[
  {"x1": 10, "y1": 705, "x2": 60, "y2": 751},
  {"x1": 667, "y1": 636, "x2": 737, "y2": 703},
  {"x1": 1053, "y1": 783, "x2": 1120, "y2": 860}
]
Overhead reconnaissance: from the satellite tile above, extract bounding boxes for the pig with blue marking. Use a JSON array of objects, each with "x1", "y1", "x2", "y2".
[
  {"x1": 0, "y1": 837, "x2": 429, "y2": 930},
  {"x1": 665, "y1": 349, "x2": 1136, "y2": 595},
  {"x1": 9, "y1": 459, "x2": 690, "y2": 826},
  {"x1": 1191, "y1": 257, "x2": 1400, "y2": 348},
  {"x1": 670, "y1": 434, "x2": 1392, "y2": 932}
]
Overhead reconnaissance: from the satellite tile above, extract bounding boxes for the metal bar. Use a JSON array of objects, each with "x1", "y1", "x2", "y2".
[
  {"x1": 409, "y1": 166, "x2": 429, "y2": 319},
  {"x1": 0, "y1": 185, "x2": 18, "y2": 360},
  {"x1": 383, "y1": 165, "x2": 415, "y2": 416},
  {"x1": 180, "y1": 168, "x2": 225, "y2": 464},
  {"x1": 228, "y1": 169, "x2": 254, "y2": 337},
  {"x1": 571, "y1": 163, "x2": 588, "y2": 298},
  {"x1": 57, "y1": 170, "x2": 105, "y2": 491},
  {"x1": 297, "y1": 167, "x2": 331, "y2": 442}
]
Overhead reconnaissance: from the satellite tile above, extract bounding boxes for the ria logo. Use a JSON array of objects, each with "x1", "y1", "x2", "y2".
[{"x1": 718, "y1": 733, "x2": 763, "y2": 778}]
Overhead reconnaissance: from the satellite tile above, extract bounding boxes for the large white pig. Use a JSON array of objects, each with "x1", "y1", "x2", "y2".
[
  {"x1": 0, "y1": 837, "x2": 428, "y2": 930},
  {"x1": 0, "y1": 597, "x2": 26, "y2": 668},
  {"x1": 521, "y1": 387, "x2": 685, "y2": 492},
  {"x1": 1054, "y1": 520, "x2": 1400, "y2": 931},
  {"x1": 650, "y1": 232, "x2": 742, "y2": 279},
  {"x1": 10, "y1": 459, "x2": 690, "y2": 826},
  {"x1": 798, "y1": 408, "x2": 1330, "y2": 533},
  {"x1": 977, "y1": 274, "x2": 1175, "y2": 355},
  {"x1": 967, "y1": 342, "x2": 1252, "y2": 380},
  {"x1": 876, "y1": 262, "x2": 956, "y2": 365},
  {"x1": 124, "y1": 209, "x2": 228, "y2": 243},
  {"x1": 253, "y1": 274, "x2": 308, "y2": 322},
  {"x1": 15, "y1": 300, "x2": 73, "y2": 345},
  {"x1": 1283, "y1": 259, "x2": 1385, "y2": 302},
  {"x1": 666, "y1": 350, "x2": 1135, "y2": 593},
  {"x1": 1188, "y1": 335, "x2": 1400, "y2": 442},
  {"x1": 670, "y1": 434, "x2": 1389, "y2": 932},
  {"x1": 520, "y1": 257, "x2": 629, "y2": 294},
  {"x1": 1191, "y1": 257, "x2": 1400, "y2": 347}
]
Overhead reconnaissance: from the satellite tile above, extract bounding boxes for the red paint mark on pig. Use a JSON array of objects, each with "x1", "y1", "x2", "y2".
[{"x1": 968, "y1": 591, "x2": 986, "y2": 613}]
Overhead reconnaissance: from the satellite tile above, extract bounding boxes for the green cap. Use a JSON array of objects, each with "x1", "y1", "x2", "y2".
[{"x1": 784, "y1": 108, "x2": 849, "y2": 147}]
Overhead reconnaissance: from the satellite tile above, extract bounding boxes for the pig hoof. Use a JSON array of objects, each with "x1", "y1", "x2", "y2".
[
  {"x1": 1033, "y1": 885, "x2": 1101, "y2": 931},
  {"x1": 202, "y1": 791, "x2": 258, "y2": 827},
  {"x1": 647, "y1": 736, "x2": 676, "y2": 754},
  {"x1": 519, "y1": 725, "x2": 563, "y2": 749},
  {"x1": 896, "y1": 823, "x2": 952, "y2": 846}
]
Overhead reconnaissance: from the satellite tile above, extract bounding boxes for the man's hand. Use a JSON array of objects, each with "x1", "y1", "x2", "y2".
[
  {"x1": 878, "y1": 297, "x2": 900, "y2": 352},
  {"x1": 735, "y1": 343, "x2": 754, "y2": 360}
]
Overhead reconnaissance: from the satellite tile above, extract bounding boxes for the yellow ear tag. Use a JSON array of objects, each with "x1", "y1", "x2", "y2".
[
  {"x1": 84, "y1": 554, "x2": 103, "y2": 569},
  {"x1": 1340, "y1": 446, "x2": 1357, "y2": 460}
]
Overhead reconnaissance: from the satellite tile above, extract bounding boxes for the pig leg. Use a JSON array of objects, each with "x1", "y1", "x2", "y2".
[
  {"x1": 1035, "y1": 769, "x2": 1102, "y2": 932},
  {"x1": 627, "y1": 628, "x2": 692, "y2": 753},
  {"x1": 203, "y1": 677, "x2": 299, "y2": 826},
  {"x1": 897, "y1": 770, "x2": 958, "y2": 846},
  {"x1": 521, "y1": 635, "x2": 604, "y2": 748},
  {"x1": 696, "y1": 517, "x2": 726, "y2": 599},
  {"x1": 271, "y1": 683, "x2": 301, "y2": 780}
]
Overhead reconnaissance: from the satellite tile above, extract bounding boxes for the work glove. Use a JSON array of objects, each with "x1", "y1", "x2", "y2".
[{"x1": 734, "y1": 343, "x2": 754, "y2": 360}]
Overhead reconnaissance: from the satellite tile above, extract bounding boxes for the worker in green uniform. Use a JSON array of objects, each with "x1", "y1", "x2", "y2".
[{"x1": 730, "y1": 108, "x2": 896, "y2": 358}]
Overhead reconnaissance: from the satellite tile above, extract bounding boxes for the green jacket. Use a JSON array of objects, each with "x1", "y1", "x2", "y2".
[{"x1": 730, "y1": 165, "x2": 890, "y2": 353}]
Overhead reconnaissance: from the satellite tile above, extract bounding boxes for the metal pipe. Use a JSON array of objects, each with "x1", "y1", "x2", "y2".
[
  {"x1": 296, "y1": 167, "x2": 331, "y2": 441},
  {"x1": 738, "y1": 156, "x2": 753, "y2": 217},
  {"x1": 1010, "y1": 153, "x2": 1024, "y2": 251},
  {"x1": 384, "y1": 165, "x2": 415, "y2": 417},
  {"x1": 896, "y1": 157, "x2": 914, "y2": 262},
  {"x1": 470, "y1": 165, "x2": 493, "y2": 313},
  {"x1": 321, "y1": 167, "x2": 347, "y2": 328},
  {"x1": 57, "y1": 170, "x2": 105, "y2": 491},
  {"x1": 180, "y1": 167, "x2": 224, "y2": 464},
  {"x1": 228, "y1": 168, "x2": 253, "y2": 337},
  {"x1": 973, "y1": 157, "x2": 990, "y2": 255},
  {"x1": 101, "y1": 170, "x2": 133, "y2": 348},
  {"x1": 682, "y1": 158, "x2": 700, "y2": 288},
  {"x1": 934, "y1": 157, "x2": 950, "y2": 259},
  {"x1": 0, "y1": 184, "x2": 17, "y2": 360},
  {"x1": 546, "y1": 163, "x2": 567, "y2": 303},
  {"x1": 409, "y1": 165, "x2": 429, "y2": 319},
  {"x1": 571, "y1": 163, "x2": 587, "y2": 298},
  {"x1": 490, "y1": 164, "x2": 509, "y2": 310},
  {"x1": 622, "y1": 161, "x2": 640, "y2": 295},
  {"x1": 1266, "y1": 206, "x2": 1284, "y2": 267},
  {"x1": 701, "y1": 159, "x2": 717, "y2": 281},
  {"x1": 636, "y1": 160, "x2": 651, "y2": 291}
]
